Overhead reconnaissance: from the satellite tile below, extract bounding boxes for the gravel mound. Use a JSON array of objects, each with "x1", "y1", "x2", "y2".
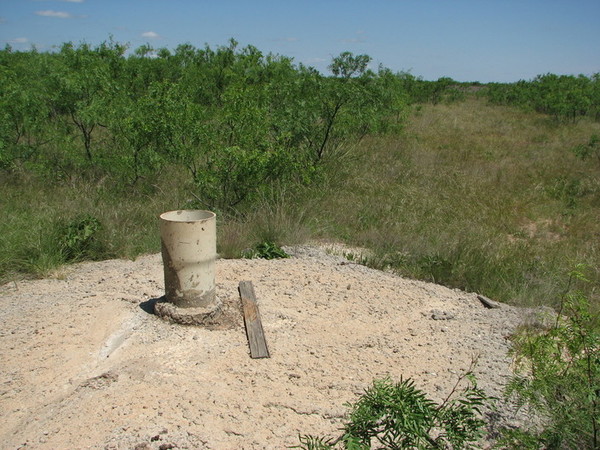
[{"x1": 0, "y1": 245, "x2": 545, "y2": 449}]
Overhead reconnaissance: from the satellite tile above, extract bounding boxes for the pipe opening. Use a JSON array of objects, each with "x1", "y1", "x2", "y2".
[{"x1": 160, "y1": 210, "x2": 216, "y2": 223}]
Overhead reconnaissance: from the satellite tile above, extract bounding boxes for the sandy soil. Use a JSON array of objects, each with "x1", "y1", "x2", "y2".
[{"x1": 0, "y1": 245, "x2": 545, "y2": 449}]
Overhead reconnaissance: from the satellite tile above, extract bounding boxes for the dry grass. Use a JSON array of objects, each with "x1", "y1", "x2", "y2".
[{"x1": 307, "y1": 97, "x2": 600, "y2": 306}]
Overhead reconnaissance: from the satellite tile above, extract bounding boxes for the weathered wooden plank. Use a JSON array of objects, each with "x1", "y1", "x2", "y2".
[
  {"x1": 238, "y1": 281, "x2": 270, "y2": 359},
  {"x1": 477, "y1": 294, "x2": 501, "y2": 309}
]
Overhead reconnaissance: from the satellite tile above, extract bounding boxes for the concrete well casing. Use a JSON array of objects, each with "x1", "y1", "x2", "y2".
[{"x1": 159, "y1": 210, "x2": 216, "y2": 309}]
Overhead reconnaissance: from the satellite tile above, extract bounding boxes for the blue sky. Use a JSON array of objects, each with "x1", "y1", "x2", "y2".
[{"x1": 1, "y1": 0, "x2": 599, "y2": 82}]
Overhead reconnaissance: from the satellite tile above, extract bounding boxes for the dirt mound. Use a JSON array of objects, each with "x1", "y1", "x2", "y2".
[{"x1": 0, "y1": 246, "x2": 542, "y2": 449}]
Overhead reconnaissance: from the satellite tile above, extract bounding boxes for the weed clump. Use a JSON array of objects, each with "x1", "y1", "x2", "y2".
[
  {"x1": 296, "y1": 371, "x2": 489, "y2": 449},
  {"x1": 57, "y1": 214, "x2": 103, "y2": 262},
  {"x1": 501, "y1": 266, "x2": 600, "y2": 449},
  {"x1": 242, "y1": 241, "x2": 289, "y2": 260}
]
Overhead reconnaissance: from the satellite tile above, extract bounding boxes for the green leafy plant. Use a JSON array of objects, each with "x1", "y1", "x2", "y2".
[
  {"x1": 242, "y1": 241, "x2": 289, "y2": 260},
  {"x1": 503, "y1": 265, "x2": 600, "y2": 449},
  {"x1": 58, "y1": 214, "x2": 103, "y2": 262},
  {"x1": 296, "y1": 372, "x2": 489, "y2": 449},
  {"x1": 573, "y1": 134, "x2": 600, "y2": 168}
]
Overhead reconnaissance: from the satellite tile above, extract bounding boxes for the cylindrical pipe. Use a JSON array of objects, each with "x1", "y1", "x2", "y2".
[{"x1": 159, "y1": 210, "x2": 216, "y2": 308}]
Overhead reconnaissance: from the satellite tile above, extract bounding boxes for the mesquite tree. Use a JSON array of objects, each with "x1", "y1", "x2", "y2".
[{"x1": 0, "y1": 41, "x2": 409, "y2": 212}]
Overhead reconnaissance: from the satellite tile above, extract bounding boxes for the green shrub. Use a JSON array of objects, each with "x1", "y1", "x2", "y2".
[
  {"x1": 57, "y1": 214, "x2": 103, "y2": 262},
  {"x1": 242, "y1": 241, "x2": 289, "y2": 260},
  {"x1": 296, "y1": 373, "x2": 489, "y2": 449},
  {"x1": 503, "y1": 266, "x2": 600, "y2": 449},
  {"x1": 573, "y1": 134, "x2": 600, "y2": 168}
]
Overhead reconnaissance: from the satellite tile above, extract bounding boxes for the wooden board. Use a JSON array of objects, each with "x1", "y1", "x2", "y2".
[
  {"x1": 238, "y1": 281, "x2": 270, "y2": 359},
  {"x1": 477, "y1": 294, "x2": 501, "y2": 309}
]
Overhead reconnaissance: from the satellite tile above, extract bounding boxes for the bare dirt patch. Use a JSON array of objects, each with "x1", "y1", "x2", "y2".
[{"x1": 0, "y1": 246, "x2": 543, "y2": 449}]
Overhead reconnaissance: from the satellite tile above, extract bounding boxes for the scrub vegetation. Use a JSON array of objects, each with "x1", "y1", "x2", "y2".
[
  {"x1": 0, "y1": 38, "x2": 463, "y2": 281},
  {"x1": 296, "y1": 373, "x2": 488, "y2": 449},
  {"x1": 1, "y1": 39, "x2": 599, "y2": 448}
]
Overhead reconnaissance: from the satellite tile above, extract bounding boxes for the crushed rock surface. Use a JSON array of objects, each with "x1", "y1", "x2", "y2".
[{"x1": 0, "y1": 245, "x2": 545, "y2": 449}]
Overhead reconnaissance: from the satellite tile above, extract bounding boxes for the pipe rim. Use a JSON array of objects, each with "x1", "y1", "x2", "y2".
[{"x1": 159, "y1": 210, "x2": 216, "y2": 223}]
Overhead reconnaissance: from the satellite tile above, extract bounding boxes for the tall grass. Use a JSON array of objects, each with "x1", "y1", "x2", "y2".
[
  {"x1": 2, "y1": 96, "x2": 598, "y2": 308},
  {"x1": 311, "y1": 97, "x2": 599, "y2": 307},
  {"x1": 0, "y1": 170, "x2": 185, "y2": 281}
]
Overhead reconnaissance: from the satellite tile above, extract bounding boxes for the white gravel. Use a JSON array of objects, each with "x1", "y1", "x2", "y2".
[{"x1": 0, "y1": 245, "x2": 546, "y2": 449}]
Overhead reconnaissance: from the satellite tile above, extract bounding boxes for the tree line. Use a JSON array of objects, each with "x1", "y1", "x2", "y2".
[
  {"x1": 483, "y1": 73, "x2": 600, "y2": 123},
  {"x1": 0, "y1": 39, "x2": 476, "y2": 213}
]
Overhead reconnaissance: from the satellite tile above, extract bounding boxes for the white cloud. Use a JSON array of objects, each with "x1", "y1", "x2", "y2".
[
  {"x1": 141, "y1": 31, "x2": 161, "y2": 39},
  {"x1": 35, "y1": 10, "x2": 73, "y2": 18},
  {"x1": 10, "y1": 37, "x2": 29, "y2": 43}
]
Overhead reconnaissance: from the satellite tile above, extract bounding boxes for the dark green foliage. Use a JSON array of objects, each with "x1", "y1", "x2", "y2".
[
  {"x1": 296, "y1": 375, "x2": 489, "y2": 449},
  {"x1": 328, "y1": 52, "x2": 371, "y2": 79},
  {"x1": 573, "y1": 134, "x2": 600, "y2": 167},
  {"x1": 57, "y1": 215, "x2": 103, "y2": 262},
  {"x1": 417, "y1": 253, "x2": 455, "y2": 285},
  {"x1": 0, "y1": 50, "x2": 54, "y2": 172},
  {"x1": 504, "y1": 266, "x2": 600, "y2": 449}
]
